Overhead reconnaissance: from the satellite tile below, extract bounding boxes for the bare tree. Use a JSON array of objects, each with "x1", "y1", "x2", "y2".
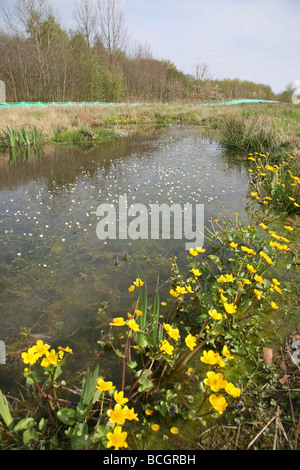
[
  {"x1": 96, "y1": 0, "x2": 128, "y2": 64},
  {"x1": 73, "y1": 0, "x2": 96, "y2": 48}
]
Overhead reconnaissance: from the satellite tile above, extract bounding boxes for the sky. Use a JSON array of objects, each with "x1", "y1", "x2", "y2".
[{"x1": 0, "y1": 0, "x2": 300, "y2": 94}]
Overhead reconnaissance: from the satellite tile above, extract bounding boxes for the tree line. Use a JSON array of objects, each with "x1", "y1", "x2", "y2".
[{"x1": 0, "y1": 0, "x2": 286, "y2": 104}]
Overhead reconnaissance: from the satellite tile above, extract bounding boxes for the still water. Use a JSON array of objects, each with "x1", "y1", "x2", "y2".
[{"x1": 0, "y1": 127, "x2": 250, "y2": 392}]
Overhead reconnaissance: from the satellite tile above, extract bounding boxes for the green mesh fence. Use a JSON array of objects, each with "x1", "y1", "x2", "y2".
[{"x1": 0, "y1": 99, "x2": 279, "y2": 109}]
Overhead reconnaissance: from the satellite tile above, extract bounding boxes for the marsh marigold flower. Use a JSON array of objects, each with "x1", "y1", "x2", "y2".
[
  {"x1": 204, "y1": 371, "x2": 228, "y2": 392},
  {"x1": 225, "y1": 383, "x2": 241, "y2": 398},
  {"x1": 222, "y1": 345, "x2": 234, "y2": 360},
  {"x1": 151, "y1": 424, "x2": 160, "y2": 432},
  {"x1": 34, "y1": 340, "x2": 50, "y2": 358},
  {"x1": 201, "y1": 350, "x2": 225, "y2": 367},
  {"x1": 107, "y1": 404, "x2": 127, "y2": 425},
  {"x1": 133, "y1": 278, "x2": 144, "y2": 287},
  {"x1": 128, "y1": 319, "x2": 139, "y2": 331},
  {"x1": 114, "y1": 391, "x2": 128, "y2": 406},
  {"x1": 170, "y1": 289, "x2": 179, "y2": 298},
  {"x1": 40, "y1": 349, "x2": 58, "y2": 367},
  {"x1": 209, "y1": 394, "x2": 228, "y2": 414},
  {"x1": 21, "y1": 347, "x2": 39, "y2": 366},
  {"x1": 106, "y1": 426, "x2": 128, "y2": 450},
  {"x1": 170, "y1": 427, "x2": 179, "y2": 434},
  {"x1": 109, "y1": 317, "x2": 126, "y2": 327},
  {"x1": 97, "y1": 378, "x2": 115, "y2": 392},
  {"x1": 185, "y1": 333, "x2": 197, "y2": 351},
  {"x1": 209, "y1": 309, "x2": 223, "y2": 320},
  {"x1": 163, "y1": 323, "x2": 180, "y2": 341},
  {"x1": 223, "y1": 302, "x2": 237, "y2": 315},
  {"x1": 159, "y1": 340, "x2": 174, "y2": 356}
]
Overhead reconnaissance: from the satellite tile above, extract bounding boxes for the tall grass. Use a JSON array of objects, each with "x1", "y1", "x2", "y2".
[
  {"x1": 3, "y1": 126, "x2": 42, "y2": 148},
  {"x1": 215, "y1": 114, "x2": 283, "y2": 156}
]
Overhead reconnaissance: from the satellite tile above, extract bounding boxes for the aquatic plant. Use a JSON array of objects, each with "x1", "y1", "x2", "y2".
[{"x1": 3, "y1": 126, "x2": 42, "y2": 148}]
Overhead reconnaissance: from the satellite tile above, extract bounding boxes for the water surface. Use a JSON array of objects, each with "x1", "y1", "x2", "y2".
[{"x1": 0, "y1": 127, "x2": 250, "y2": 391}]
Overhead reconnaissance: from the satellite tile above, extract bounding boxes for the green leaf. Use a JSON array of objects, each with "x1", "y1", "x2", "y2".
[
  {"x1": 23, "y1": 427, "x2": 39, "y2": 445},
  {"x1": 80, "y1": 365, "x2": 99, "y2": 406},
  {"x1": 0, "y1": 390, "x2": 13, "y2": 429},
  {"x1": 57, "y1": 407, "x2": 76, "y2": 426},
  {"x1": 126, "y1": 360, "x2": 137, "y2": 371},
  {"x1": 137, "y1": 377, "x2": 154, "y2": 393},
  {"x1": 14, "y1": 417, "x2": 37, "y2": 432}
]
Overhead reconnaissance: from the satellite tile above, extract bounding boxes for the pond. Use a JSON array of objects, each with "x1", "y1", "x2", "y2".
[{"x1": 0, "y1": 126, "x2": 251, "y2": 394}]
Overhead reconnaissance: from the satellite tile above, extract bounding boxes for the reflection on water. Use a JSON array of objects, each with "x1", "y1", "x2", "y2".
[{"x1": 0, "y1": 127, "x2": 250, "y2": 392}]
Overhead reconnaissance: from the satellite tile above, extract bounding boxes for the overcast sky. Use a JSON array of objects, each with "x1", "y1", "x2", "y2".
[{"x1": 1, "y1": 0, "x2": 299, "y2": 94}]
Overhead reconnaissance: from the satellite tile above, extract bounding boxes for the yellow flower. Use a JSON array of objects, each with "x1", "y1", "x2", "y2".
[
  {"x1": 114, "y1": 391, "x2": 128, "y2": 406},
  {"x1": 21, "y1": 347, "x2": 39, "y2": 366},
  {"x1": 192, "y1": 268, "x2": 202, "y2": 277},
  {"x1": 222, "y1": 345, "x2": 234, "y2": 360},
  {"x1": 223, "y1": 302, "x2": 237, "y2": 315},
  {"x1": 271, "y1": 301, "x2": 279, "y2": 310},
  {"x1": 163, "y1": 323, "x2": 180, "y2": 341},
  {"x1": 34, "y1": 340, "x2": 50, "y2": 358},
  {"x1": 185, "y1": 333, "x2": 197, "y2": 350},
  {"x1": 160, "y1": 302, "x2": 167, "y2": 307},
  {"x1": 209, "y1": 309, "x2": 223, "y2": 320},
  {"x1": 107, "y1": 404, "x2": 127, "y2": 425},
  {"x1": 170, "y1": 427, "x2": 179, "y2": 434},
  {"x1": 259, "y1": 223, "x2": 268, "y2": 230},
  {"x1": 254, "y1": 274, "x2": 264, "y2": 285},
  {"x1": 247, "y1": 264, "x2": 256, "y2": 273},
  {"x1": 106, "y1": 426, "x2": 128, "y2": 450},
  {"x1": 284, "y1": 226, "x2": 293, "y2": 231},
  {"x1": 97, "y1": 378, "x2": 115, "y2": 392},
  {"x1": 170, "y1": 289, "x2": 179, "y2": 298},
  {"x1": 135, "y1": 309, "x2": 143, "y2": 316},
  {"x1": 176, "y1": 285, "x2": 188, "y2": 295},
  {"x1": 259, "y1": 251, "x2": 273, "y2": 265},
  {"x1": 241, "y1": 246, "x2": 256, "y2": 255},
  {"x1": 159, "y1": 340, "x2": 174, "y2": 355},
  {"x1": 201, "y1": 350, "x2": 225, "y2": 367},
  {"x1": 209, "y1": 394, "x2": 228, "y2": 414},
  {"x1": 128, "y1": 285, "x2": 135, "y2": 292},
  {"x1": 217, "y1": 273, "x2": 235, "y2": 283},
  {"x1": 189, "y1": 249, "x2": 198, "y2": 256},
  {"x1": 204, "y1": 371, "x2": 228, "y2": 392},
  {"x1": 196, "y1": 247, "x2": 206, "y2": 253},
  {"x1": 230, "y1": 242, "x2": 238, "y2": 248},
  {"x1": 254, "y1": 289, "x2": 263, "y2": 300},
  {"x1": 151, "y1": 424, "x2": 160, "y2": 432},
  {"x1": 128, "y1": 319, "x2": 140, "y2": 331},
  {"x1": 123, "y1": 406, "x2": 139, "y2": 421},
  {"x1": 225, "y1": 383, "x2": 241, "y2": 398},
  {"x1": 110, "y1": 317, "x2": 126, "y2": 327},
  {"x1": 133, "y1": 278, "x2": 144, "y2": 287},
  {"x1": 41, "y1": 349, "x2": 58, "y2": 367},
  {"x1": 145, "y1": 409, "x2": 153, "y2": 416}
]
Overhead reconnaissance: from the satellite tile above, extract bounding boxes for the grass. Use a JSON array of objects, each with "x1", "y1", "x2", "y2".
[{"x1": 0, "y1": 102, "x2": 299, "y2": 160}]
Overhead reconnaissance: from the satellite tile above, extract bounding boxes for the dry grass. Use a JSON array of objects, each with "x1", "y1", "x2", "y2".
[{"x1": 0, "y1": 102, "x2": 299, "y2": 158}]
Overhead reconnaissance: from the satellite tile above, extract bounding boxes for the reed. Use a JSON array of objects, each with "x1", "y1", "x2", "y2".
[{"x1": 3, "y1": 126, "x2": 42, "y2": 148}]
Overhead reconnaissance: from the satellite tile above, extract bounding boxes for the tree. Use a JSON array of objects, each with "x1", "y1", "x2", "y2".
[
  {"x1": 96, "y1": 0, "x2": 128, "y2": 64},
  {"x1": 73, "y1": 0, "x2": 97, "y2": 48}
]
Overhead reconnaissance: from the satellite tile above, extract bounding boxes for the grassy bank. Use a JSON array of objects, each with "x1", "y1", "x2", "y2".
[{"x1": 0, "y1": 102, "x2": 299, "y2": 159}]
